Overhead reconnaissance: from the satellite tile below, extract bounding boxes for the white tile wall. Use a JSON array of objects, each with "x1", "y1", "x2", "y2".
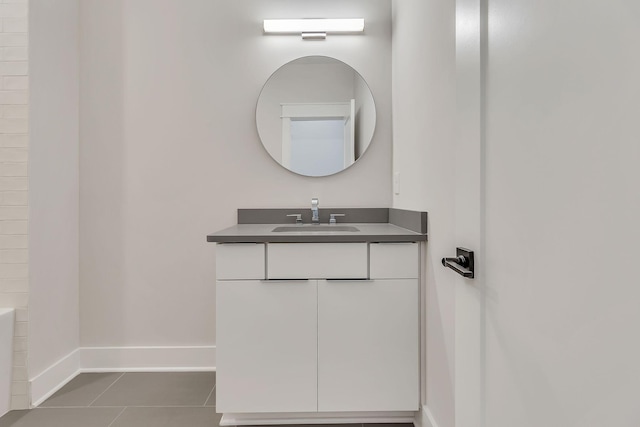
[{"x1": 0, "y1": 0, "x2": 28, "y2": 410}]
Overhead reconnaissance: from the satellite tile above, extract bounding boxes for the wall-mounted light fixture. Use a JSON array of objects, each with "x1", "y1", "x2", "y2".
[{"x1": 263, "y1": 18, "x2": 365, "y2": 40}]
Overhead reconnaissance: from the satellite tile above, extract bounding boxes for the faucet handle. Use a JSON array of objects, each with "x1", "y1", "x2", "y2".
[
  {"x1": 329, "y1": 213, "x2": 345, "y2": 225},
  {"x1": 287, "y1": 214, "x2": 303, "y2": 224}
]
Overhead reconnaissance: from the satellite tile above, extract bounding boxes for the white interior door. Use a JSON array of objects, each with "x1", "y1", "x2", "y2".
[
  {"x1": 453, "y1": 0, "x2": 484, "y2": 426},
  {"x1": 454, "y1": 0, "x2": 640, "y2": 426},
  {"x1": 481, "y1": 0, "x2": 640, "y2": 426}
]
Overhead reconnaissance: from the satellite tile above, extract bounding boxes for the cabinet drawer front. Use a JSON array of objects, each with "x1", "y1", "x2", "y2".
[
  {"x1": 268, "y1": 243, "x2": 368, "y2": 279},
  {"x1": 216, "y1": 243, "x2": 265, "y2": 280},
  {"x1": 370, "y1": 242, "x2": 419, "y2": 279}
]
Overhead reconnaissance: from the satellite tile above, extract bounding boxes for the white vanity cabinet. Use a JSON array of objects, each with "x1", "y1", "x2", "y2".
[
  {"x1": 316, "y1": 242, "x2": 420, "y2": 412},
  {"x1": 216, "y1": 244, "x2": 318, "y2": 413},
  {"x1": 215, "y1": 241, "x2": 420, "y2": 419}
]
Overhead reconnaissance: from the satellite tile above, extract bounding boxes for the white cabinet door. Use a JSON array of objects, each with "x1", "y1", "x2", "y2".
[
  {"x1": 216, "y1": 280, "x2": 317, "y2": 413},
  {"x1": 318, "y1": 279, "x2": 419, "y2": 412}
]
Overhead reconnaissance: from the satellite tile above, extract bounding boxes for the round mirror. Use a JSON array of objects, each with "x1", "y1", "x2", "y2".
[{"x1": 256, "y1": 56, "x2": 376, "y2": 177}]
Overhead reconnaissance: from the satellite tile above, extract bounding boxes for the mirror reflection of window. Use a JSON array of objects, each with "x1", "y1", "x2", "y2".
[
  {"x1": 289, "y1": 119, "x2": 346, "y2": 176},
  {"x1": 280, "y1": 100, "x2": 356, "y2": 176}
]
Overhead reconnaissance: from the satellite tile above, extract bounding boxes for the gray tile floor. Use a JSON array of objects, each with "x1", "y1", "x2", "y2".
[
  {"x1": 0, "y1": 372, "x2": 411, "y2": 427},
  {"x1": 0, "y1": 372, "x2": 218, "y2": 427}
]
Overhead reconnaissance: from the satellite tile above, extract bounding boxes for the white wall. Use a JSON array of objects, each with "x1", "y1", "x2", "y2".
[
  {"x1": 0, "y1": 0, "x2": 29, "y2": 410},
  {"x1": 391, "y1": 1, "x2": 456, "y2": 426},
  {"x1": 482, "y1": 0, "x2": 640, "y2": 425},
  {"x1": 28, "y1": 0, "x2": 80, "y2": 385},
  {"x1": 79, "y1": 0, "x2": 392, "y2": 348}
]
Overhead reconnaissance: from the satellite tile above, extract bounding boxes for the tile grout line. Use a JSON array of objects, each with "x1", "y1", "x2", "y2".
[
  {"x1": 88, "y1": 372, "x2": 127, "y2": 407},
  {"x1": 203, "y1": 385, "x2": 216, "y2": 407},
  {"x1": 105, "y1": 407, "x2": 127, "y2": 427}
]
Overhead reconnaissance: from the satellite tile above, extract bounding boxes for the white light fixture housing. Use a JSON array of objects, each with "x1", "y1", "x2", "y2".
[{"x1": 263, "y1": 18, "x2": 365, "y2": 40}]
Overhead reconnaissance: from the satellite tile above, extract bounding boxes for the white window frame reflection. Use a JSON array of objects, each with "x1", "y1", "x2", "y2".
[{"x1": 280, "y1": 101, "x2": 356, "y2": 174}]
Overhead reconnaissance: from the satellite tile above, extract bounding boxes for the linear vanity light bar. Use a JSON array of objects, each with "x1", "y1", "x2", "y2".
[{"x1": 263, "y1": 19, "x2": 365, "y2": 37}]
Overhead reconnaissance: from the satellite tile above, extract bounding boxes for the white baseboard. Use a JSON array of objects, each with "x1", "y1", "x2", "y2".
[
  {"x1": 30, "y1": 346, "x2": 216, "y2": 407},
  {"x1": 80, "y1": 346, "x2": 216, "y2": 372},
  {"x1": 415, "y1": 405, "x2": 439, "y2": 427},
  {"x1": 30, "y1": 349, "x2": 81, "y2": 407}
]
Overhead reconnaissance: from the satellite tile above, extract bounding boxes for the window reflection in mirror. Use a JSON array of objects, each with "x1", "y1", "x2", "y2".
[
  {"x1": 289, "y1": 118, "x2": 346, "y2": 176},
  {"x1": 256, "y1": 56, "x2": 376, "y2": 177}
]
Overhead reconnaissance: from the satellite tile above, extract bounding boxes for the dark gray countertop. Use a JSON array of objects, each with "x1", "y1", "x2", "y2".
[
  {"x1": 207, "y1": 223, "x2": 427, "y2": 243},
  {"x1": 207, "y1": 208, "x2": 428, "y2": 243}
]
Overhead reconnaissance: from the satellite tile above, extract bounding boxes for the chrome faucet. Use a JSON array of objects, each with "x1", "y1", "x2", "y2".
[{"x1": 311, "y1": 198, "x2": 319, "y2": 224}]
